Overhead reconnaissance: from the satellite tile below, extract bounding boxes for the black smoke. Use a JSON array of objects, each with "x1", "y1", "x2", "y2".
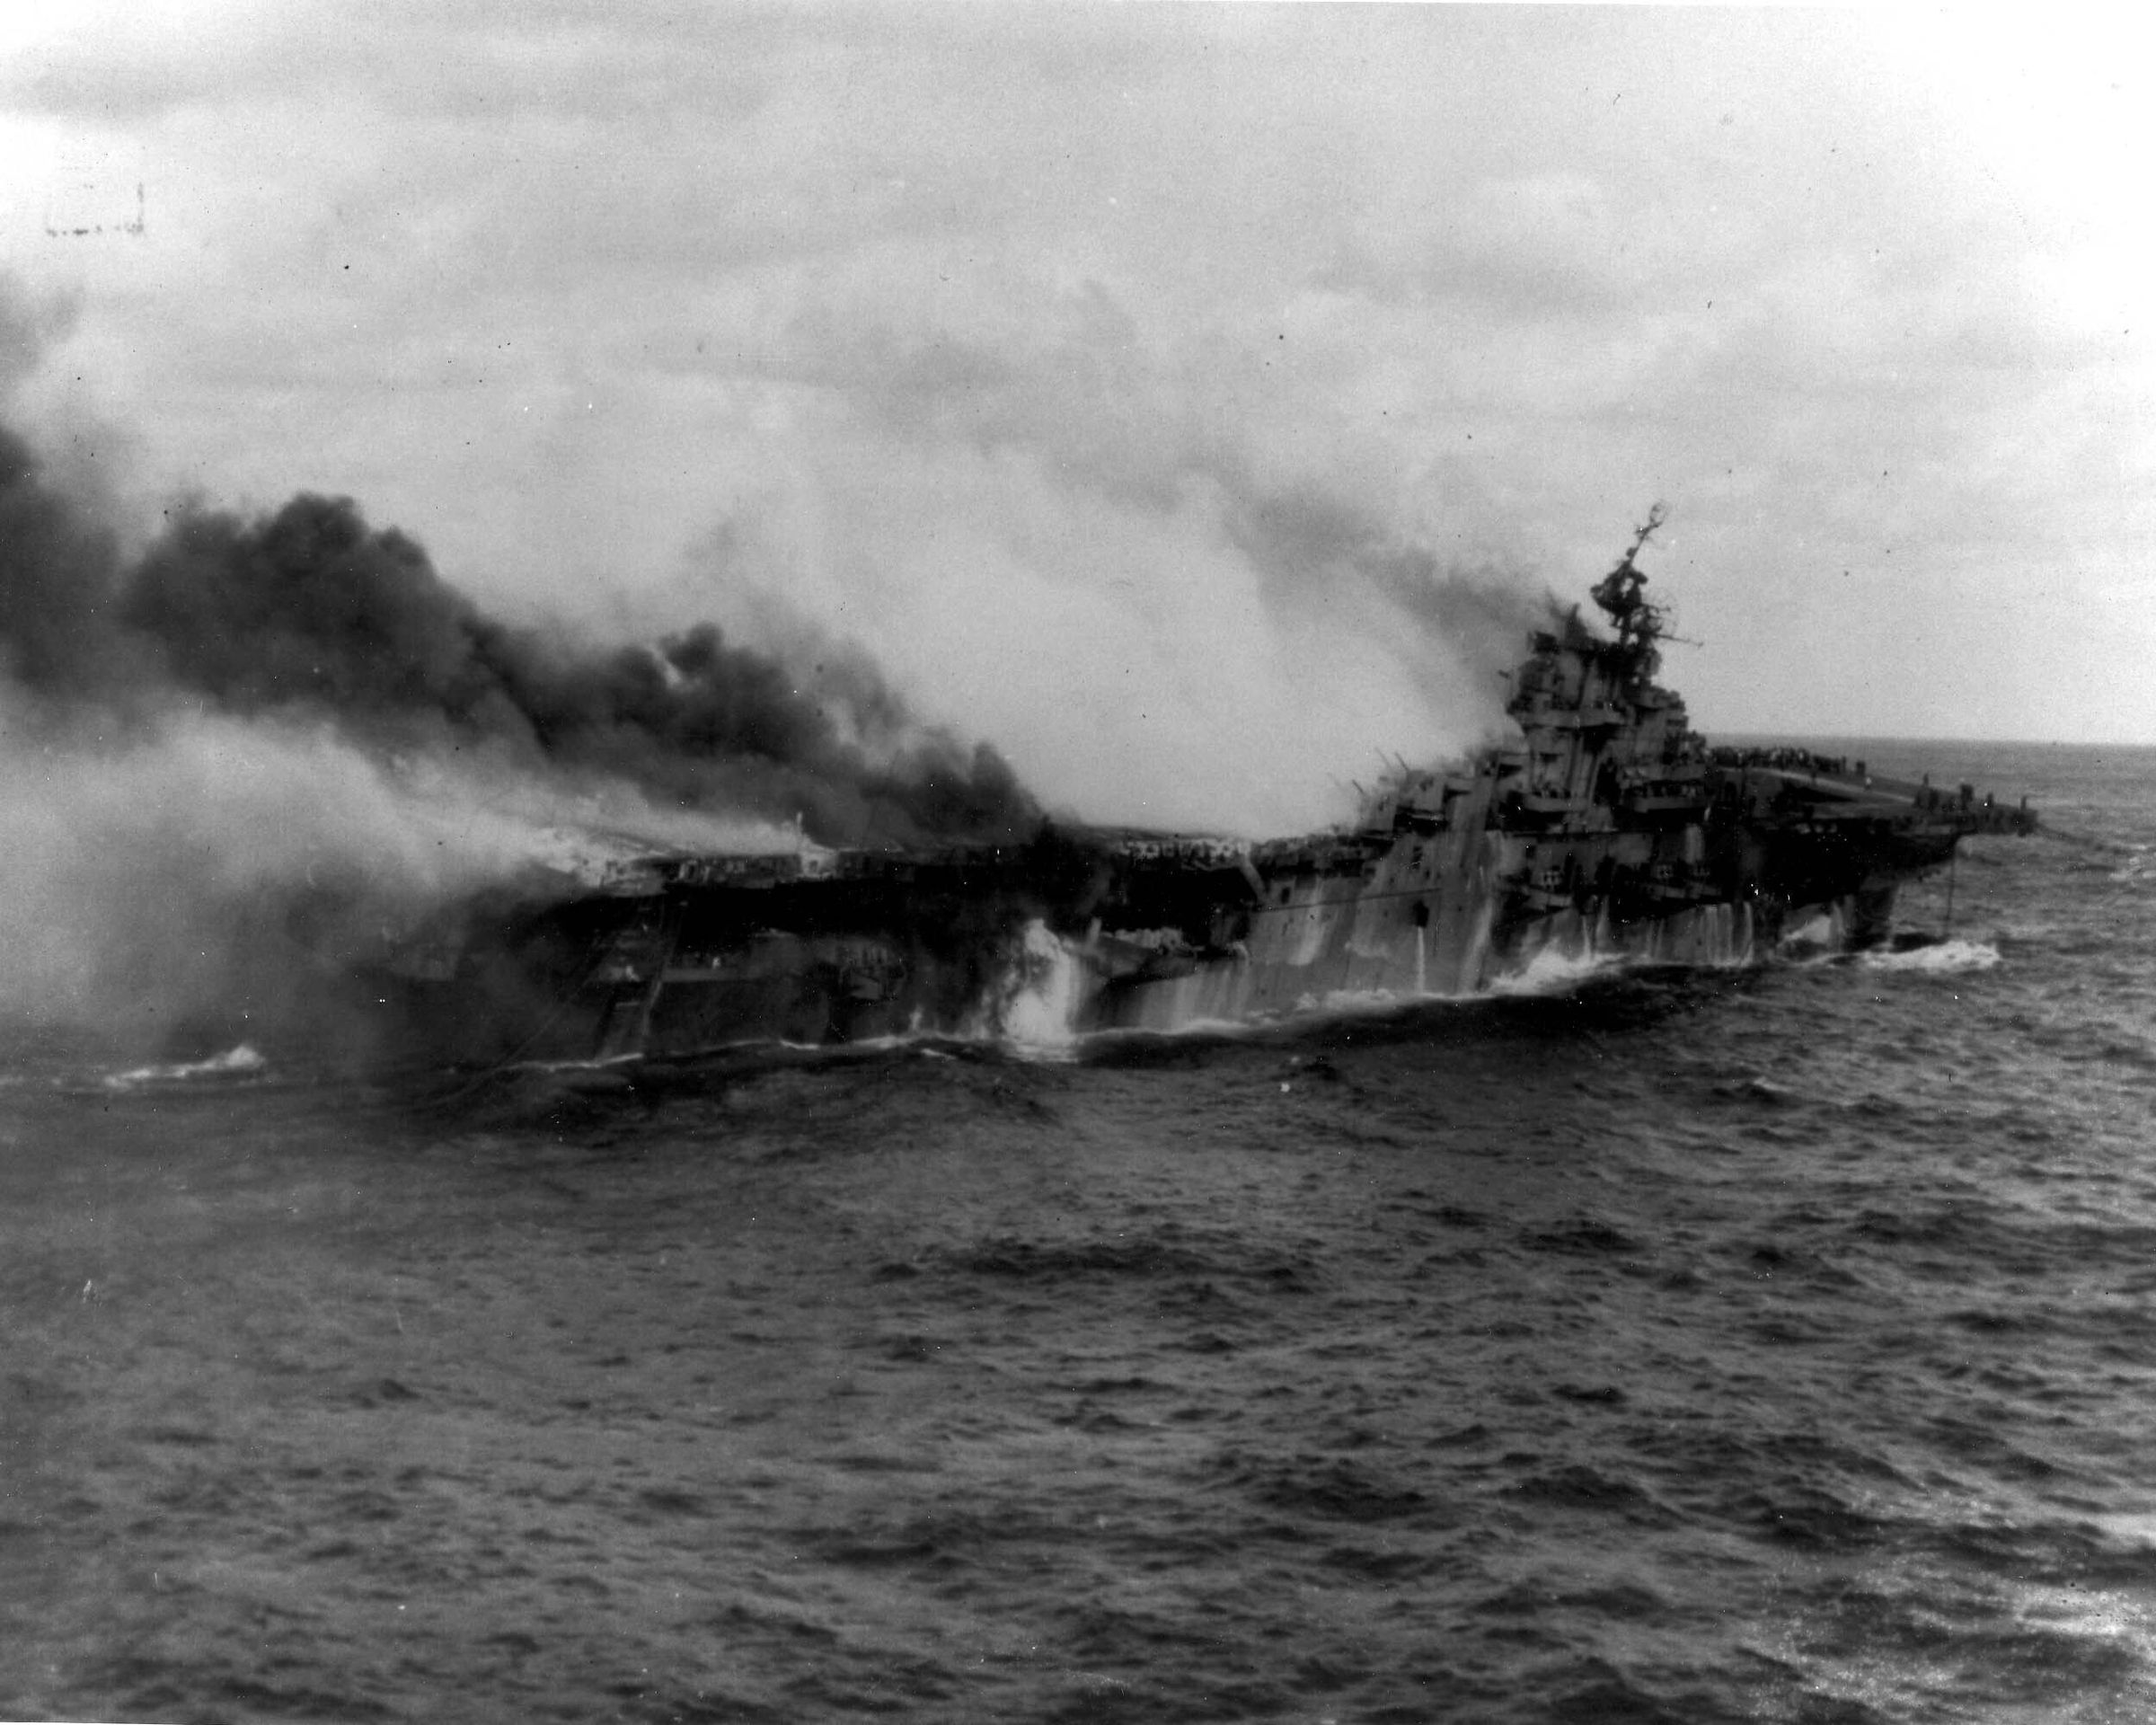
[
  {"x1": 0, "y1": 424, "x2": 1038, "y2": 848},
  {"x1": 1222, "y1": 478, "x2": 1570, "y2": 684}
]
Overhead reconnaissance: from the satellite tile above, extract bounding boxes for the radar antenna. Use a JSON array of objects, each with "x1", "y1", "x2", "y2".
[{"x1": 1589, "y1": 502, "x2": 1670, "y2": 666}]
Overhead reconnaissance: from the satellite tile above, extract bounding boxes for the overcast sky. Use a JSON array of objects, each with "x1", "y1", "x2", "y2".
[{"x1": 1, "y1": 3, "x2": 2150, "y2": 833}]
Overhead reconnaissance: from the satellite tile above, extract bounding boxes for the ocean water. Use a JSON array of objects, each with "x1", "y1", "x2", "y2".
[{"x1": 4, "y1": 739, "x2": 2154, "y2": 1724}]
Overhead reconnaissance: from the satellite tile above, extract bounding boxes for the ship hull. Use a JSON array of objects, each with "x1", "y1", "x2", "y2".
[{"x1": 359, "y1": 824, "x2": 1923, "y2": 1069}]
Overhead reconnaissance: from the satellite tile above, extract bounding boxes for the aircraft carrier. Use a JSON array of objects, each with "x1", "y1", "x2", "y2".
[{"x1": 361, "y1": 512, "x2": 2035, "y2": 1066}]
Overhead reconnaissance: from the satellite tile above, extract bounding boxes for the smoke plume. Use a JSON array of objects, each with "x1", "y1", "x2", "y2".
[
  {"x1": 0, "y1": 425, "x2": 1038, "y2": 849},
  {"x1": 1220, "y1": 477, "x2": 1571, "y2": 713},
  {"x1": 0, "y1": 409, "x2": 1038, "y2": 1055}
]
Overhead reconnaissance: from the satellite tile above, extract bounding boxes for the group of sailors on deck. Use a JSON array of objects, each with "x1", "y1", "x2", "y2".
[{"x1": 1707, "y1": 745, "x2": 1857, "y2": 778}]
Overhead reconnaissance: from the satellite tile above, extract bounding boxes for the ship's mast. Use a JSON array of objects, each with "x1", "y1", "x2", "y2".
[{"x1": 1588, "y1": 502, "x2": 1668, "y2": 677}]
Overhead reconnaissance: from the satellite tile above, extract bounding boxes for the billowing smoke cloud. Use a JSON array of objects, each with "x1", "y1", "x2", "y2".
[
  {"x1": 1217, "y1": 475, "x2": 1570, "y2": 706},
  {"x1": 0, "y1": 425, "x2": 1037, "y2": 849},
  {"x1": 0, "y1": 694, "x2": 788, "y2": 1051},
  {"x1": 0, "y1": 240, "x2": 1579, "y2": 1056},
  {"x1": 0, "y1": 375, "x2": 1034, "y2": 1054},
  {"x1": 646, "y1": 270, "x2": 1581, "y2": 837}
]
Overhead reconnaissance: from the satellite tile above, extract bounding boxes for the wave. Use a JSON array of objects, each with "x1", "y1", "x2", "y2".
[
  {"x1": 102, "y1": 1042, "x2": 269, "y2": 1090},
  {"x1": 1859, "y1": 938, "x2": 2001, "y2": 975},
  {"x1": 1488, "y1": 944, "x2": 1629, "y2": 997},
  {"x1": 2106, "y1": 845, "x2": 2152, "y2": 884},
  {"x1": 1778, "y1": 910, "x2": 1843, "y2": 951},
  {"x1": 507, "y1": 1050, "x2": 649, "y2": 1075}
]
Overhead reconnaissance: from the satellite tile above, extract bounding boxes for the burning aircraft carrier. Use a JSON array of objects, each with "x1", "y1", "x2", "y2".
[
  {"x1": 347, "y1": 509, "x2": 2035, "y2": 1066},
  {"x1": 0, "y1": 420, "x2": 2032, "y2": 1067}
]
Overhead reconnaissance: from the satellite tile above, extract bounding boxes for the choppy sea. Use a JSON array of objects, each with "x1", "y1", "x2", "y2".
[{"x1": 4, "y1": 739, "x2": 2153, "y2": 1724}]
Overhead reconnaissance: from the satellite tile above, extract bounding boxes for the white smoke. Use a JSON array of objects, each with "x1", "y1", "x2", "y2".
[{"x1": 0, "y1": 693, "x2": 794, "y2": 1043}]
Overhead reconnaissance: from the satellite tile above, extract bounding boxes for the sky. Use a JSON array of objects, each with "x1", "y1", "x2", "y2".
[{"x1": 0, "y1": 2, "x2": 2151, "y2": 836}]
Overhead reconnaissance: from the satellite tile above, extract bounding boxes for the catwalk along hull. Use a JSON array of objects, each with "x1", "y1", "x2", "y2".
[{"x1": 365, "y1": 517, "x2": 2035, "y2": 1066}]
